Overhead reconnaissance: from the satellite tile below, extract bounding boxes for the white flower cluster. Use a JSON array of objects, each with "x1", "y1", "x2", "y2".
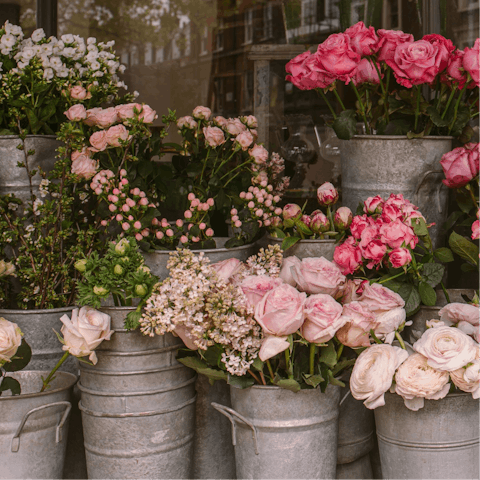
[
  {"x1": 243, "y1": 245, "x2": 283, "y2": 278},
  {"x1": 140, "y1": 249, "x2": 262, "y2": 376}
]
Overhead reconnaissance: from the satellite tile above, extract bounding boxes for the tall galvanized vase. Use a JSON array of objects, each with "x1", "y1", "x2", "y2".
[
  {"x1": 340, "y1": 136, "x2": 453, "y2": 249},
  {"x1": 213, "y1": 384, "x2": 341, "y2": 479},
  {"x1": 374, "y1": 392, "x2": 479, "y2": 479},
  {"x1": 78, "y1": 306, "x2": 197, "y2": 479}
]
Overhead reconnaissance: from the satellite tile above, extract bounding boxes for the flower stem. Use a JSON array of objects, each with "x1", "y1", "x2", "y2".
[
  {"x1": 440, "y1": 282, "x2": 450, "y2": 304},
  {"x1": 332, "y1": 89, "x2": 346, "y2": 111},
  {"x1": 285, "y1": 348, "x2": 293, "y2": 379},
  {"x1": 441, "y1": 86, "x2": 457, "y2": 119},
  {"x1": 318, "y1": 89, "x2": 337, "y2": 120},
  {"x1": 259, "y1": 370, "x2": 267, "y2": 385},
  {"x1": 247, "y1": 369, "x2": 261, "y2": 384},
  {"x1": 375, "y1": 270, "x2": 405, "y2": 284},
  {"x1": 327, "y1": 205, "x2": 335, "y2": 232},
  {"x1": 414, "y1": 86, "x2": 422, "y2": 132},
  {"x1": 395, "y1": 331, "x2": 406, "y2": 350},
  {"x1": 309, "y1": 343, "x2": 316, "y2": 376},
  {"x1": 351, "y1": 82, "x2": 370, "y2": 134},
  {"x1": 266, "y1": 359, "x2": 275, "y2": 379},
  {"x1": 336, "y1": 343, "x2": 344, "y2": 360},
  {"x1": 40, "y1": 352, "x2": 70, "y2": 392}
]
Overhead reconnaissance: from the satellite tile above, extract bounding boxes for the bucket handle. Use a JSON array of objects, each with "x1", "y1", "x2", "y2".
[
  {"x1": 211, "y1": 402, "x2": 259, "y2": 455},
  {"x1": 414, "y1": 170, "x2": 445, "y2": 214},
  {"x1": 11, "y1": 401, "x2": 72, "y2": 453}
]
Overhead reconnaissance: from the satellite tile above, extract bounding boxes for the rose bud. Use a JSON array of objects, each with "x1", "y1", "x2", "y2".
[
  {"x1": 74, "y1": 259, "x2": 87, "y2": 272},
  {"x1": 317, "y1": 182, "x2": 339, "y2": 206},
  {"x1": 310, "y1": 211, "x2": 330, "y2": 234},
  {"x1": 283, "y1": 203, "x2": 302, "y2": 228},
  {"x1": 334, "y1": 206, "x2": 353, "y2": 230},
  {"x1": 364, "y1": 195, "x2": 384, "y2": 214}
]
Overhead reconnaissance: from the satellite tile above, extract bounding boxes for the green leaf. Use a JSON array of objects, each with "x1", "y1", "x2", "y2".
[
  {"x1": 251, "y1": 357, "x2": 264, "y2": 372},
  {"x1": 456, "y1": 190, "x2": 475, "y2": 214},
  {"x1": 419, "y1": 282, "x2": 437, "y2": 306},
  {"x1": 332, "y1": 109, "x2": 357, "y2": 140},
  {"x1": 443, "y1": 210, "x2": 465, "y2": 232},
  {"x1": 412, "y1": 217, "x2": 429, "y2": 237},
  {"x1": 421, "y1": 263, "x2": 445, "y2": 288},
  {"x1": 272, "y1": 228, "x2": 286, "y2": 239},
  {"x1": 281, "y1": 236, "x2": 300, "y2": 251},
  {"x1": 224, "y1": 237, "x2": 244, "y2": 248},
  {"x1": 426, "y1": 106, "x2": 450, "y2": 127},
  {"x1": 0, "y1": 376, "x2": 21, "y2": 396},
  {"x1": 203, "y1": 344, "x2": 225, "y2": 368},
  {"x1": 177, "y1": 356, "x2": 227, "y2": 382},
  {"x1": 434, "y1": 247, "x2": 454, "y2": 263},
  {"x1": 449, "y1": 231, "x2": 479, "y2": 267},
  {"x1": 276, "y1": 378, "x2": 301, "y2": 392},
  {"x1": 461, "y1": 263, "x2": 477, "y2": 272},
  {"x1": 302, "y1": 373, "x2": 324, "y2": 388},
  {"x1": 3, "y1": 339, "x2": 32, "y2": 372},
  {"x1": 327, "y1": 370, "x2": 345, "y2": 387},
  {"x1": 295, "y1": 220, "x2": 313, "y2": 236},
  {"x1": 124, "y1": 311, "x2": 142, "y2": 330},
  {"x1": 319, "y1": 340, "x2": 337, "y2": 368},
  {"x1": 397, "y1": 284, "x2": 421, "y2": 316},
  {"x1": 227, "y1": 374, "x2": 255, "y2": 389}
]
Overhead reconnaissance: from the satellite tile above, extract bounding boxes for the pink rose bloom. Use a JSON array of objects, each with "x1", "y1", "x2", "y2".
[
  {"x1": 359, "y1": 283, "x2": 405, "y2": 313},
  {"x1": 440, "y1": 145, "x2": 479, "y2": 188},
  {"x1": 115, "y1": 103, "x2": 142, "y2": 120},
  {"x1": 350, "y1": 214, "x2": 372, "y2": 240},
  {"x1": 83, "y1": 107, "x2": 103, "y2": 126},
  {"x1": 380, "y1": 219, "x2": 417, "y2": 249},
  {"x1": 351, "y1": 58, "x2": 383, "y2": 86},
  {"x1": 89, "y1": 130, "x2": 108, "y2": 152},
  {"x1": 106, "y1": 124, "x2": 129, "y2": 147},
  {"x1": 333, "y1": 238, "x2": 362, "y2": 275},
  {"x1": 472, "y1": 220, "x2": 480, "y2": 240},
  {"x1": 344, "y1": 21, "x2": 379, "y2": 56},
  {"x1": 226, "y1": 118, "x2": 247, "y2": 135},
  {"x1": 364, "y1": 195, "x2": 384, "y2": 214},
  {"x1": 377, "y1": 29, "x2": 414, "y2": 62},
  {"x1": 358, "y1": 223, "x2": 380, "y2": 249},
  {"x1": 203, "y1": 126, "x2": 226, "y2": 147},
  {"x1": 442, "y1": 50, "x2": 469, "y2": 89},
  {"x1": 286, "y1": 51, "x2": 312, "y2": 78},
  {"x1": 463, "y1": 38, "x2": 480, "y2": 86},
  {"x1": 240, "y1": 115, "x2": 258, "y2": 128},
  {"x1": 292, "y1": 257, "x2": 346, "y2": 296},
  {"x1": 241, "y1": 275, "x2": 283, "y2": 307},
  {"x1": 249, "y1": 144, "x2": 269, "y2": 164},
  {"x1": 279, "y1": 256, "x2": 302, "y2": 287},
  {"x1": 192, "y1": 106, "x2": 211, "y2": 120},
  {"x1": 389, "y1": 247, "x2": 412, "y2": 268},
  {"x1": 336, "y1": 301, "x2": 378, "y2": 348},
  {"x1": 211, "y1": 258, "x2": 243, "y2": 283},
  {"x1": 317, "y1": 182, "x2": 339, "y2": 206},
  {"x1": 301, "y1": 294, "x2": 346, "y2": 344},
  {"x1": 213, "y1": 116, "x2": 228, "y2": 127},
  {"x1": 254, "y1": 283, "x2": 306, "y2": 361},
  {"x1": 137, "y1": 104, "x2": 157, "y2": 123},
  {"x1": 381, "y1": 203, "x2": 402, "y2": 223},
  {"x1": 422, "y1": 34, "x2": 455, "y2": 72},
  {"x1": 334, "y1": 206, "x2": 353, "y2": 230},
  {"x1": 338, "y1": 278, "x2": 368, "y2": 305},
  {"x1": 235, "y1": 130, "x2": 254, "y2": 150},
  {"x1": 361, "y1": 239, "x2": 387, "y2": 269},
  {"x1": 316, "y1": 33, "x2": 360, "y2": 81},
  {"x1": 93, "y1": 107, "x2": 119, "y2": 128},
  {"x1": 301, "y1": 54, "x2": 337, "y2": 89},
  {"x1": 69, "y1": 85, "x2": 91, "y2": 100},
  {"x1": 177, "y1": 116, "x2": 198, "y2": 129},
  {"x1": 71, "y1": 151, "x2": 98, "y2": 180},
  {"x1": 64, "y1": 104, "x2": 87, "y2": 121},
  {"x1": 439, "y1": 303, "x2": 479, "y2": 342},
  {"x1": 386, "y1": 40, "x2": 443, "y2": 88}
]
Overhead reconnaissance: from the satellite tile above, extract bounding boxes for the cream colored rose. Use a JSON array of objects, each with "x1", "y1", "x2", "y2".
[
  {"x1": 395, "y1": 353, "x2": 450, "y2": 411},
  {"x1": 0, "y1": 318, "x2": 23, "y2": 366},
  {"x1": 413, "y1": 326, "x2": 478, "y2": 371},
  {"x1": 350, "y1": 344, "x2": 409, "y2": 409},
  {"x1": 60, "y1": 307, "x2": 114, "y2": 364}
]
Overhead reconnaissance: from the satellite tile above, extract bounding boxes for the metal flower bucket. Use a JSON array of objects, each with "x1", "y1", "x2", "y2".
[
  {"x1": 266, "y1": 236, "x2": 337, "y2": 261},
  {"x1": 0, "y1": 370, "x2": 76, "y2": 479},
  {"x1": 213, "y1": 384, "x2": 341, "y2": 479},
  {"x1": 78, "y1": 306, "x2": 196, "y2": 479},
  {"x1": 374, "y1": 392, "x2": 479, "y2": 479}
]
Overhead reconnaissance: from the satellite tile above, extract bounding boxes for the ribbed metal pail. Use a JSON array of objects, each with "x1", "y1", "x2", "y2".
[
  {"x1": 266, "y1": 236, "x2": 336, "y2": 260},
  {"x1": 336, "y1": 453, "x2": 373, "y2": 479},
  {"x1": 340, "y1": 136, "x2": 453, "y2": 249},
  {"x1": 0, "y1": 135, "x2": 60, "y2": 205},
  {"x1": 78, "y1": 306, "x2": 196, "y2": 479},
  {"x1": 0, "y1": 307, "x2": 79, "y2": 375},
  {"x1": 213, "y1": 384, "x2": 340, "y2": 479},
  {"x1": 374, "y1": 392, "x2": 479, "y2": 479},
  {"x1": 0, "y1": 370, "x2": 76, "y2": 479},
  {"x1": 142, "y1": 237, "x2": 258, "y2": 280}
]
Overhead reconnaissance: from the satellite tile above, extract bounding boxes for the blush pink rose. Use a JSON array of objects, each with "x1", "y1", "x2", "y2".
[
  {"x1": 439, "y1": 303, "x2": 479, "y2": 342},
  {"x1": 463, "y1": 38, "x2": 480, "y2": 86},
  {"x1": 337, "y1": 278, "x2": 367, "y2": 305},
  {"x1": 441, "y1": 145, "x2": 479, "y2": 188},
  {"x1": 115, "y1": 103, "x2": 143, "y2": 120},
  {"x1": 381, "y1": 203, "x2": 402, "y2": 223},
  {"x1": 350, "y1": 214, "x2": 375, "y2": 239},
  {"x1": 92, "y1": 107, "x2": 118, "y2": 128},
  {"x1": 241, "y1": 275, "x2": 283, "y2": 307},
  {"x1": 83, "y1": 107, "x2": 103, "y2": 126},
  {"x1": 249, "y1": 144, "x2": 269, "y2": 164},
  {"x1": 351, "y1": 58, "x2": 383, "y2": 85},
  {"x1": 211, "y1": 258, "x2": 243, "y2": 283},
  {"x1": 235, "y1": 130, "x2": 254, "y2": 150},
  {"x1": 333, "y1": 238, "x2": 362, "y2": 275},
  {"x1": 336, "y1": 301, "x2": 377, "y2": 348},
  {"x1": 138, "y1": 104, "x2": 157, "y2": 123},
  {"x1": 286, "y1": 50, "x2": 312, "y2": 89},
  {"x1": 388, "y1": 247, "x2": 412, "y2": 268},
  {"x1": 364, "y1": 195, "x2": 384, "y2": 214},
  {"x1": 203, "y1": 126, "x2": 226, "y2": 147},
  {"x1": 377, "y1": 29, "x2": 414, "y2": 62},
  {"x1": 472, "y1": 220, "x2": 480, "y2": 240},
  {"x1": 213, "y1": 116, "x2": 228, "y2": 128},
  {"x1": 192, "y1": 106, "x2": 211, "y2": 120},
  {"x1": 240, "y1": 115, "x2": 257, "y2": 128},
  {"x1": 379, "y1": 219, "x2": 417, "y2": 249},
  {"x1": 316, "y1": 33, "x2": 360, "y2": 81},
  {"x1": 64, "y1": 104, "x2": 87, "y2": 121},
  {"x1": 89, "y1": 130, "x2": 108, "y2": 152},
  {"x1": 359, "y1": 282, "x2": 405, "y2": 313},
  {"x1": 71, "y1": 149, "x2": 98, "y2": 179},
  {"x1": 177, "y1": 116, "x2": 198, "y2": 129},
  {"x1": 386, "y1": 40, "x2": 443, "y2": 88},
  {"x1": 422, "y1": 34, "x2": 455, "y2": 72},
  {"x1": 292, "y1": 257, "x2": 346, "y2": 296},
  {"x1": 69, "y1": 85, "x2": 91, "y2": 100},
  {"x1": 226, "y1": 118, "x2": 247, "y2": 136},
  {"x1": 279, "y1": 256, "x2": 302, "y2": 287},
  {"x1": 301, "y1": 294, "x2": 346, "y2": 344},
  {"x1": 106, "y1": 124, "x2": 129, "y2": 147},
  {"x1": 345, "y1": 21, "x2": 379, "y2": 56},
  {"x1": 317, "y1": 182, "x2": 339, "y2": 206},
  {"x1": 361, "y1": 239, "x2": 387, "y2": 269}
]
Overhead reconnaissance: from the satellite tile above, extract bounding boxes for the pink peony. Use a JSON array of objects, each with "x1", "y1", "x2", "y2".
[
  {"x1": 334, "y1": 206, "x2": 353, "y2": 230},
  {"x1": 472, "y1": 220, "x2": 480, "y2": 240},
  {"x1": 317, "y1": 182, "x2": 339, "y2": 206},
  {"x1": 203, "y1": 126, "x2": 226, "y2": 147},
  {"x1": 240, "y1": 275, "x2": 283, "y2": 307},
  {"x1": 310, "y1": 211, "x2": 330, "y2": 234},
  {"x1": 279, "y1": 256, "x2": 302, "y2": 287}
]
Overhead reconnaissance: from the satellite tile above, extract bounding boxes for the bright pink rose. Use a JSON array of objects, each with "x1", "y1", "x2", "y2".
[
  {"x1": 422, "y1": 34, "x2": 455, "y2": 72},
  {"x1": 300, "y1": 54, "x2": 337, "y2": 89},
  {"x1": 285, "y1": 50, "x2": 312, "y2": 79},
  {"x1": 64, "y1": 104, "x2": 87, "y2": 121},
  {"x1": 279, "y1": 256, "x2": 302, "y2": 287},
  {"x1": 317, "y1": 182, "x2": 339, "y2": 206},
  {"x1": 377, "y1": 29, "x2": 414, "y2": 62},
  {"x1": 389, "y1": 247, "x2": 412, "y2": 268},
  {"x1": 255, "y1": 283, "x2": 306, "y2": 361},
  {"x1": 336, "y1": 301, "x2": 377, "y2": 348},
  {"x1": 115, "y1": 103, "x2": 142, "y2": 120},
  {"x1": 442, "y1": 49, "x2": 469, "y2": 89},
  {"x1": 364, "y1": 195, "x2": 384, "y2": 214},
  {"x1": 93, "y1": 107, "x2": 119, "y2": 128},
  {"x1": 248, "y1": 144, "x2": 269, "y2": 164},
  {"x1": 472, "y1": 220, "x2": 480, "y2": 240},
  {"x1": 441, "y1": 145, "x2": 479, "y2": 188},
  {"x1": 241, "y1": 275, "x2": 283, "y2": 307},
  {"x1": 334, "y1": 206, "x2": 353, "y2": 230},
  {"x1": 106, "y1": 124, "x2": 129, "y2": 147},
  {"x1": 345, "y1": 21, "x2": 379, "y2": 56},
  {"x1": 358, "y1": 224, "x2": 380, "y2": 250},
  {"x1": 71, "y1": 149, "x2": 97, "y2": 179},
  {"x1": 210, "y1": 258, "x2": 243, "y2": 283},
  {"x1": 384, "y1": 193, "x2": 409, "y2": 208},
  {"x1": 69, "y1": 85, "x2": 91, "y2": 100},
  {"x1": 83, "y1": 107, "x2": 103, "y2": 126},
  {"x1": 381, "y1": 203, "x2": 402, "y2": 223},
  {"x1": 192, "y1": 106, "x2": 211, "y2": 120},
  {"x1": 177, "y1": 116, "x2": 198, "y2": 129},
  {"x1": 301, "y1": 294, "x2": 346, "y2": 344},
  {"x1": 138, "y1": 104, "x2": 157, "y2": 123},
  {"x1": 351, "y1": 58, "x2": 383, "y2": 85},
  {"x1": 203, "y1": 126, "x2": 226, "y2": 147},
  {"x1": 379, "y1": 219, "x2": 417, "y2": 249},
  {"x1": 89, "y1": 130, "x2": 108, "y2": 152},
  {"x1": 316, "y1": 33, "x2": 361, "y2": 81},
  {"x1": 292, "y1": 257, "x2": 346, "y2": 296},
  {"x1": 386, "y1": 40, "x2": 443, "y2": 88},
  {"x1": 463, "y1": 38, "x2": 480, "y2": 86},
  {"x1": 334, "y1": 238, "x2": 362, "y2": 275},
  {"x1": 361, "y1": 239, "x2": 387, "y2": 269},
  {"x1": 235, "y1": 130, "x2": 254, "y2": 150}
]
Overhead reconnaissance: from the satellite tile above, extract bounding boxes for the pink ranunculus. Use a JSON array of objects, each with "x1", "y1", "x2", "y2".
[
  {"x1": 472, "y1": 220, "x2": 480, "y2": 240},
  {"x1": 463, "y1": 38, "x2": 480, "y2": 86},
  {"x1": 364, "y1": 195, "x2": 384, "y2": 214},
  {"x1": 177, "y1": 116, "x2": 198, "y2": 129},
  {"x1": 440, "y1": 145, "x2": 479, "y2": 188},
  {"x1": 333, "y1": 238, "x2": 362, "y2": 276},
  {"x1": 336, "y1": 301, "x2": 378, "y2": 348},
  {"x1": 292, "y1": 257, "x2": 346, "y2": 296},
  {"x1": 64, "y1": 104, "x2": 87, "y2": 121},
  {"x1": 345, "y1": 21, "x2": 379, "y2": 56},
  {"x1": 203, "y1": 126, "x2": 226, "y2": 147},
  {"x1": 350, "y1": 214, "x2": 372, "y2": 240},
  {"x1": 235, "y1": 130, "x2": 254, "y2": 150},
  {"x1": 248, "y1": 144, "x2": 269, "y2": 164},
  {"x1": 106, "y1": 124, "x2": 129, "y2": 147},
  {"x1": 211, "y1": 257, "x2": 243, "y2": 283},
  {"x1": 317, "y1": 182, "x2": 339, "y2": 206},
  {"x1": 241, "y1": 275, "x2": 283, "y2": 307},
  {"x1": 69, "y1": 85, "x2": 91, "y2": 100},
  {"x1": 316, "y1": 33, "x2": 361, "y2": 81},
  {"x1": 138, "y1": 104, "x2": 157, "y2": 123},
  {"x1": 334, "y1": 206, "x2": 353, "y2": 230},
  {"x1": 388, "y1": 247, "x2": 412, "y2": 268},
  {"x1": 377, "y1": 29, "x2": 414, "y2": 62},
  {"x1": 254, "y1": 283, "x2": 306, "y2": 361},
  {"x1": 83, "y1": 107, "x2": 103, "y2": 126},
  {"x1": 386, "y1": 40, "x2": 443, "y2": 88},
  {"x1": 115, "y1": 103, "x2": 142, "y2": 120},
  {"x1": 89, "y1": 130, "x2": 108, "y2": 152},
  {"x1": 359, "y1": 282, "x2": 405, "y2": 314},
  {"x1": 422, "y1": 34, "x2": 455, "y2": 72},
  {"x1": 192, "y1": 106, "x2": 211, "y2": 120},
  {"x1": 361, "y1": 239, "x2": 387, "y2": 269},
  {"x1": 71, "y1": 151, "x2": 98, "y2": 180},
  {"x1": 301, "y1": 294, "x2": 346, "y2": 344},
  {"x1": 351, "y1": 58, "x2": 383, "y2": 86},
  {"x1": 380, "y1": 219, "x2": 417, "y2": 249},
  {"x1": 450, "y1": 358, "x2": 480, "y2": 399}
]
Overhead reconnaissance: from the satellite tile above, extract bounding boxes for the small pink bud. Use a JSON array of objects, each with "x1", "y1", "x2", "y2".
[
  {"x1": 113, "y1": 188, "x2": 120, "y2": 195},
  {"x1": 132, "y1": 187, "x2": 140, "y2": 196},
  {"x1": 282, "y1": 203, "x2": 302, "y2": 220},
  {"x1": 264, "y1": 219, "x2": 271, "y2": 226},
  {"x1": 122, "y1": 204, "x2": 130, "y2": 212},
  {"x1": 273, "y1": 195, "x2": 280, "y2": 203},
  {"x1": 126, "y1": 198, "x2": 135, "y2": 208},
  {"x1": 334, "y1": 206, "x2": 353, "y2": 230},
  {"x1": 234, "y1": 220, "x2": 242, "y2": 228},
  {"x1": 317, "y1": 182, "x2": 339, "y2": 206},
  {"x1": 116, "y1": 214, "x2": 123, "y2": 221},
  {"x1": 134, "y1": 221, "x2": 142, "y2": 229},
  {"x1": 191, "y1": 199, "x2": 200, "y2": 207},
  {"x1": 184, "y1": 210, "x2": 193, "y2": 219},
  {"x1": 109, "y1": 204, "x2": 117, "y2": 212},
  {"x1": 122, "y1": 222, "x2": 130, "y2": 231},
  {"x1": 274, "y1": 207, "x2": 282, "y2": 215},
  {"x1": 139, "y1": 191, "x2": 146, "y2": 198},
  {"x1": 166, "y1": 229, "x2": 174, "y2": 237},
  {"x1": 265, "y1": 199, "x2": 272, "y2": 207},
  {"x1": 202, "y1": 203, "x2": 210, "y2": 211},
  {"x1": 245, "y1": 192, "x2": 253, "y2": 200},
  {"x1": 248, "y1": 186, "x2": 254, "y2": 192},
  {"x1": 176, "y1": 219, "x2": 184, "y2": 227},
  {"x1": 192, "y1": 236, "x2": 200, "y2": 242},
  {"x1": 141, "y1": 229, "x2": 149, "y2": 236},
  {"x1": 139, "y1": 198, "x2": 149, "y2": 206},
  {"x1": 152, "y1": 218, "x2": 160, "y2": 226},
  {"x1": 100, "y1": 220, "x2": 108, "y2": 226},
  {"x1": 232, "y1": 215, "x2": 239, "y2": 222},
  {"x1": 120, "y1": 169, "x2": 127, "y2": 176},
  {"x1": 161, "y1": 218, "x2": 169, "y2": 228},
  {"x1": 95, "y1": 187, "x2": 102, "y2": 195},
  {"x1": 135, "y1": 233, "x2": 143, "y2": 241},
  {"x1": 128, "y1": 215, "x2": 134, "y2": 221},
  {"x1": 256, "y1": 209, "x2": 263, "y2": 217},
  {"x1": 231, "y1": 208, "x2": 238, "y2": 215},
  {"x1": 180, "y1": 235, "x2": 188, "y2": 243},
  {"x1": 121, "y1": 178, "x2": 129, "y2": 185},
  {"x1": 207, "y1": 198, "x2": 214, "y2": 206},
  {"x1": 156, "y1": 231, "x2": 164, "y2": 239},
  {"x1": 188, "y1": 192, "x2": 196, "y2": 201},
  {"x1": 205, "y1": 228, "x2": 214, "y2": 236},
  {"x1": 240, "y1": 192, "x2": 246, "y2": 199},
  {"x1": 199, "y1": 222, "x2": 206, "y2": 230}
]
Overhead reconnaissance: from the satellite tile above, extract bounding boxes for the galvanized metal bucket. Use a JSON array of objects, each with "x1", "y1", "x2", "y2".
[
  {"x1": 336, "y1": 453, "x2": 373, "y2": 479},
  {"x1": 0, "y1": 370, "x2": 76, "y2": 479},
  {"x1": 374, "y1": 392, "x2": 479, "y2": 479},
  {"x1": 78, "y1": 306, "x2": 197, "y2": 479},
  {"x1": 213, "y1": 384, "x2": 341, "y2": 479},
  {"x1": 142, "y1": 237, "x2": 258, "y2": 280},
  {"x1": 267, "y1": 236, "x2": 336, "y2": 261},
  {"x1": 0, "y1": 135, "x2": 60, "y2": 206},
  {"x1": 340, "y1": 135, "x2": 453, "y2": 249}
]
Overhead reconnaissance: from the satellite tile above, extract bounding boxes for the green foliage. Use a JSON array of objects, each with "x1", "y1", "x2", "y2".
[{"x1": 449, "y1": 231, "x2": 479, "y2": 268}]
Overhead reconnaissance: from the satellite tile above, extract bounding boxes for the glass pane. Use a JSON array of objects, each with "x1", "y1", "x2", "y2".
[{"x1": 0, "y1": 1, "x2": 36, "y2": 37}]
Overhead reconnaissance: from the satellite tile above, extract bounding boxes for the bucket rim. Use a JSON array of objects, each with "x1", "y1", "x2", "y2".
[
  {"x1": 0, "y1": 134, "x2": 59, "y2": 140},
  {"x1": 346, "y1": 135, "x2": 454, "y2": 141},
  {"x1": 0, "y1": 306, "x2": 75, "y2": 315},
  {"x1": 144, "y1": 237, "x2": 256, "y2": 255},
  {"x1": 267, "y1": 235, "x2": 336, "y2": 244},
  {"x1": 231, "y1": 384, "x2": 339, "y2": 392}
]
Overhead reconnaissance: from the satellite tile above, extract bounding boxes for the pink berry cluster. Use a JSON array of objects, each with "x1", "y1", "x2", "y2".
[{"x1": 235, "y1": 185, "x2": 283, "y2": 229}]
